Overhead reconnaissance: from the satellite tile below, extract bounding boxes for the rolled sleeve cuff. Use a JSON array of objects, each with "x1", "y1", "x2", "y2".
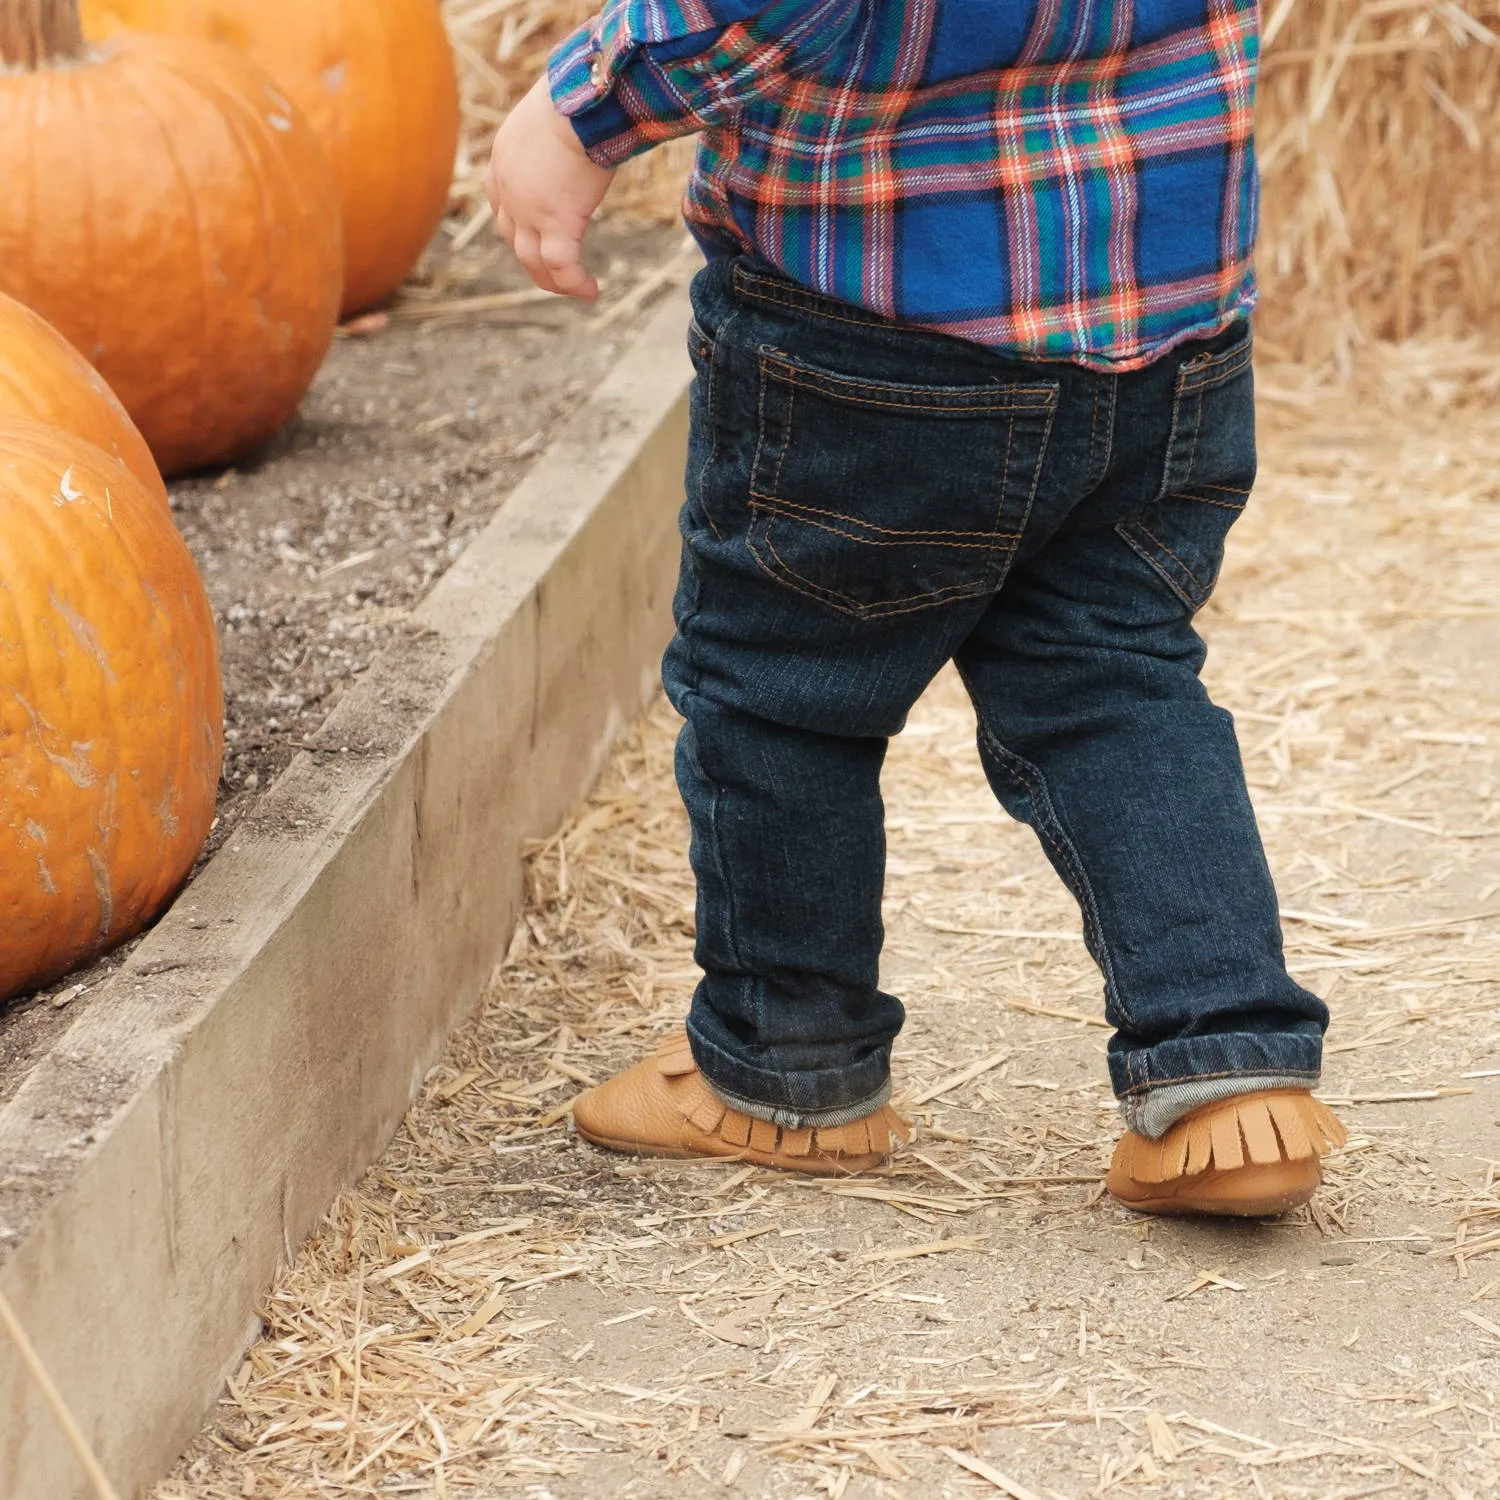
[
  {"x1": 548, "y1": 23, "x2": 608, "y2": 117},
  {"x1": 548, "y1": 18, "x2": 691, "y2": 167},
  {"x1": 543, "y1": 16, "x2": 666, "y2": 168}
]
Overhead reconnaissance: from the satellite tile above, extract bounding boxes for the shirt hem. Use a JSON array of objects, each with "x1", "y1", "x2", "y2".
[{"x1": 702, "y1": 238, "x2": 1260, "y2": 371}]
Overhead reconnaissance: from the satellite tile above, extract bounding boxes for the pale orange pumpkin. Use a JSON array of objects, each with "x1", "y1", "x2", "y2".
[
  {"x1": 0, "y1": 419, "x2": 223, "y2": 1002},
  {"x1": 82, "y1": 0, "x2": 461, "y2": 316},
  {"x1": 0, "y1": 0, "x2": 344, "y2": 475},
  {"x1": 0, "y1": 291, "x2": 169, "y2": 511}
]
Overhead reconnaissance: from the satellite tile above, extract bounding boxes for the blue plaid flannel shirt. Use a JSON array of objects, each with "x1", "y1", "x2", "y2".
[{"x1": 550, "y1": 1, "x2": 1260, "y2": 369}]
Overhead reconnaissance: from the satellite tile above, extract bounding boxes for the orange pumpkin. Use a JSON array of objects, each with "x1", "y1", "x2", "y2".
[
  {"x1": 0, "y1": 1, "x2": 343, "y2": 476},
  {"x1": 0, "y1": 291, "x2": 169, "y2": 511},
  {"x1": 0, "y1": 419, "x2": 223, "y2": 1002},
  {"x1": 82, "y1": 0, "x2": 460, "y2": 316}
]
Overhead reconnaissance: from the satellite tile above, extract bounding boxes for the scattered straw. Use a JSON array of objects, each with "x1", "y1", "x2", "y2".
[
  {"x1": 941, "y1": 1445, "x2": 1048, "y2": 1500},
  {"x1": 854, "y1": 1235, "x2": 989, "y2": 1266}
]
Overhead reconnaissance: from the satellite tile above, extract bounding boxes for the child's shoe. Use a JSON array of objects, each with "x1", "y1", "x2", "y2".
[
  {"x1": 1107, "y1": 1089, "x2": 1347, "y2": 1217},
  {"x1": 572, "y1": 1031, "x2": 910, "y2": 1176}
]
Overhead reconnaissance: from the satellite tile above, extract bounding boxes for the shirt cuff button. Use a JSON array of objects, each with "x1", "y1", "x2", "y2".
[{"x1": 588, "y1": 54, "x2": 606, "y2": 87}]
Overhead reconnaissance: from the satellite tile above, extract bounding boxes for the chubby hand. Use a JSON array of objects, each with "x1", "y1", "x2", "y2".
[{"x1": 487, "y1": 76, "x2": 616, "y2": 300}]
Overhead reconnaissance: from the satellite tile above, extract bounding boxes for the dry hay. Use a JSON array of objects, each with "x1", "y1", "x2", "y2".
[
  {"x1": 150, "y1": 353, "x2": 1500, "y2": 1497},
  {"x1": 1256, "y1": 0, "x2": 1500, "y2": 367},
  {"x1": 439, "y1": 0, "x2": 1500, "y2": 368}
]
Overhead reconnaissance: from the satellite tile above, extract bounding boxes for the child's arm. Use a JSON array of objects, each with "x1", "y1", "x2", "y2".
[{"x1": 487, "y1": 0, "x2": 861, "y2": 299}]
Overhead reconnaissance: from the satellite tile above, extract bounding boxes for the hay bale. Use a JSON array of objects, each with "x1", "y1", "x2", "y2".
[
  {"x1": 1257, "y1": 0, "x2": 1500, "y2": 367},
  {"x1": 444, "y1": 0, "x2": 1499, "y2": 364}
]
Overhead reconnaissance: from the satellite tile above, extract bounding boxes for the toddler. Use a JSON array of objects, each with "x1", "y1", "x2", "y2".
[{"x1": 487, "y1": 0, "x2": 1347, "y2": 1216}]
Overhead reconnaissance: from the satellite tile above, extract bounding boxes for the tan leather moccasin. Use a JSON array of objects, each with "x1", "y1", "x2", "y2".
[
  {"x1": 572, "y1": 1031, "x2": 910, "y2": 1176},
  {"x1": 1107, "y1": 1089, "x2": 1347, "y2": 1217}
]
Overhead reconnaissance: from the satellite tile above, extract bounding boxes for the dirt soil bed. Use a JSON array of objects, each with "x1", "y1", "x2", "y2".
[
  {"x1": 0, "y1": 223, "x2": 685, "y2": 1109},
  {"x1": 154, "y1": 352, "x2": 1500, "y2": 1498}
]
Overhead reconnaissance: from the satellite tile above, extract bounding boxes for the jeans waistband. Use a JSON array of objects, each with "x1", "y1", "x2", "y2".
[
  {"x1": 730, "y1": 259, "x2": 915, "y2": 337},
  {"x1": 725, "y1": 256, "x2": 1251, "y2": 372}
]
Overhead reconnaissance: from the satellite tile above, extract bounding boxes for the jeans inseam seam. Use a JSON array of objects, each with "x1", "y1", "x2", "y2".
[
  {"x1": 683, "y1": 687, "x2": 756, "y2": 1033},
  {"x1": 964, "y1": 689, "x2": 1133, "y2": 1032}
]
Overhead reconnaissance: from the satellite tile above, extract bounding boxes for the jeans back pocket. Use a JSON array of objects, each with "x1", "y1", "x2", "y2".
[
  {"x1": 1117, "y1": 328, "x2": 1256, "y2": 612},
  {"x1": 748, "y1": 351, "x2": 1058, "y2": 619}
]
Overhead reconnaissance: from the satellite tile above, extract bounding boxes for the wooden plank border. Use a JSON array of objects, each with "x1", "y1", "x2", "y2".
[{"x1": 0, "y1": 293, "x2": 692, "y2": 1499}]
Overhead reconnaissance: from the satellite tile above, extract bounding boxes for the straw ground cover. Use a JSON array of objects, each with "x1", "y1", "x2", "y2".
[{"x1": 151, "y1": 351, "x2": 1500, "y2": 1496}]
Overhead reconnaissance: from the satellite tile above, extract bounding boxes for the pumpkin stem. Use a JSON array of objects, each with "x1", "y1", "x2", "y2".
[{"x1": 0, "y1": 0, "x2": 84, "y2": 68}]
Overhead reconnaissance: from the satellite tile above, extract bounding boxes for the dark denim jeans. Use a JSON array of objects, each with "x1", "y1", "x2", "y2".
[{"x1": 664, "y1": 257, "x2": 1327, "y2": 1125}]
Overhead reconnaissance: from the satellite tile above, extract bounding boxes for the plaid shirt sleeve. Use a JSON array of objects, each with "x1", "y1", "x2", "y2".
[{"x1": 549, "y1": 0, "x2": 860, "y2": 166}]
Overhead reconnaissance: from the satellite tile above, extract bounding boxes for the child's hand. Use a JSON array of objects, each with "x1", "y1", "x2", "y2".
[{"x1": 486, "y1": 77, "x2": 617, "y2": 300}]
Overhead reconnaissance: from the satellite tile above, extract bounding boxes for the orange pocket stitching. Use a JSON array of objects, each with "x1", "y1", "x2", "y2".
[
  {"x1": 749, "y1": 491, "x2": 1022, "y2": 545},
  {"x1": 733, "y1": 273, "x2": 892, "y2": 331},
  {"x1": 1179, "y1": 338, "x2": 1253, "y2": 392},
  {"x1": 1133, "y1": 522, "x2": 1207, "y2": 595},
  {"x1": 762, "y1": 355, "x2": 1057, "y2": 414},
  {"x1": 1167, "y1": 490, "x2": 1248, "y2": 512},
  {"x1": 753, "y1": 527, "x2": 993, "y2": 617}
]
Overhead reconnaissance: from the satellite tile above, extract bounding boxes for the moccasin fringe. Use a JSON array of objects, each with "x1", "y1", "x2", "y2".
[
  {"x1": 1114, "y1": 1089, "x2": 1347, "y2": 1185},
  {"x1": 652, "y1": 1033, "x2": 910, "y2": 1163}
]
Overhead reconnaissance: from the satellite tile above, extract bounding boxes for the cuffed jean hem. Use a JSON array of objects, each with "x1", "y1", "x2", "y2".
[
  {"x1": 1109, "y1": 1029, "x2": 1324, "y2": 1108},
  {"x1": 686, "y1": 1021, "x2": 893, "y2": 1128},
  {"x1": 713, "y1": 1077, "x2": 894, "y2": 1129},
  {"x1": 1120, "y1": 1072, "x2": 1317, "y2": 1140}
]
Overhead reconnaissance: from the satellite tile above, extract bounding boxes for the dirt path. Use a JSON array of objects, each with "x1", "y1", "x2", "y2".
[{"x1": 159, "y1": 357, "x2": 1500, "y2": 1500}]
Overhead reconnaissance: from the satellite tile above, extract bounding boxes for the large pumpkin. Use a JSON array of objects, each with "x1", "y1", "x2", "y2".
[
  {"x1": 0, "y1": 0, "x2": 343, "y2": 475},
  {"x1": 0, "y1": 291, "x2": 169, "y2": 510},
  {"x1": 82, "y1": 0, "x2": 461, "y2": 316},
  {"x1": 0, "y1": 420, "x2": 223, "y2": 1001}
]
